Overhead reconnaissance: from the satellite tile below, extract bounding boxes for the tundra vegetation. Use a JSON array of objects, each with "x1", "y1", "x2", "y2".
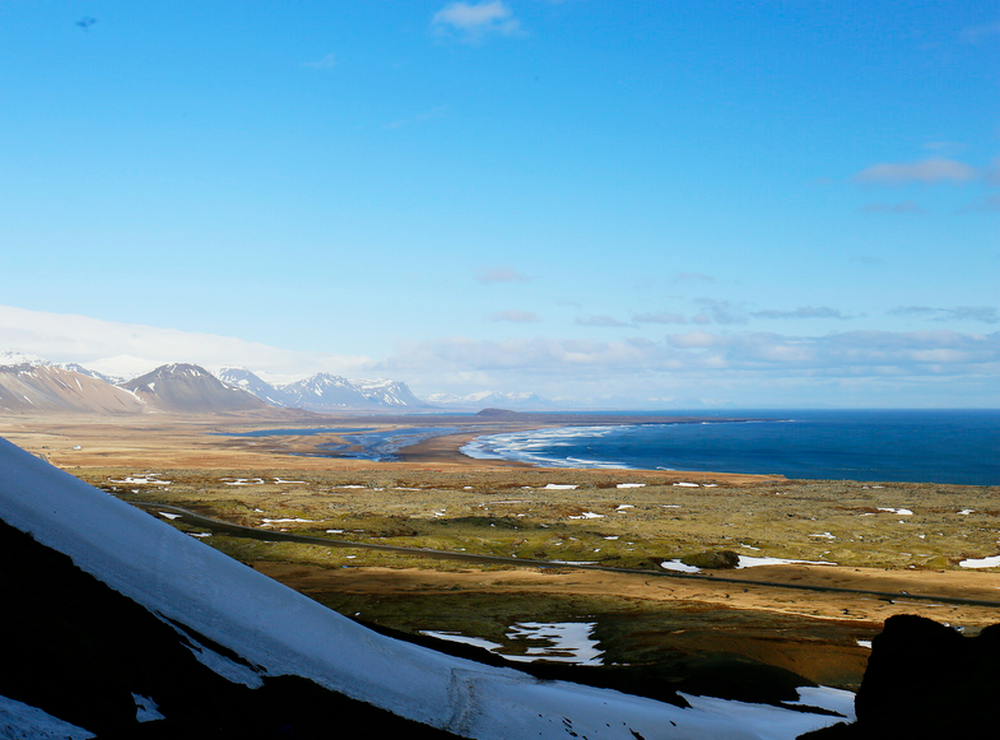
[{"x1": 79, "y1": 466, "x2": 1000, "y2": 692}]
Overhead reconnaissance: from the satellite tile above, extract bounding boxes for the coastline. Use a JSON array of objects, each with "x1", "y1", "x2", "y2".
[{"x1": 0, "y1": 411, "x2": 779, "y2": 484}]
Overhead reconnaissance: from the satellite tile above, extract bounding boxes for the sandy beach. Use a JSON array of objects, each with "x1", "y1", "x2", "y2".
[{"x1": 4, "y1": 410, "x2": 999, "y2": 690}]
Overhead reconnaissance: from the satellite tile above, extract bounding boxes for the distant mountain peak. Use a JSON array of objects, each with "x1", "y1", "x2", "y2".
[
  {"x1": 122, "y1": 363, "x2": 267, "y2": 413},
  {"x1": 0, "y1": 351, "x2": 48, "y2": 368}
]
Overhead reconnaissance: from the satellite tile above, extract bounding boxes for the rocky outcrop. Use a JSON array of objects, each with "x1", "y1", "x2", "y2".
[
  {"x1": 802, "y1": 614, "x2": 1000, "y2": 738},
  {"x1": 0, "y1": 517, "x2": 459, "y2": 739}
]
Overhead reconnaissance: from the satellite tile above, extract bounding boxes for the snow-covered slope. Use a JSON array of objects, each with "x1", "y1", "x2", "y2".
[
  {"x1": 354, "y1": 377, "x2": 426, "y2": 407},
  {"x1": 0, "y1": 437, "x2": 851, "y2": 739},
  {"x1": 216, "y1": 366, "x2": 293, "y2": 407}
]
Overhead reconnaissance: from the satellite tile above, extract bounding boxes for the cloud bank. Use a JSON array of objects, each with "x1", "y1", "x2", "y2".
[
  {"x1": 854, "y1": 158, "x2": 978, "y2": 185},
  {"x1": 0, "y1": 305, "x2": 371, "y2": 381},
  {"x1": 4, "y1": 305, "x2": 998, "y2": 407}
]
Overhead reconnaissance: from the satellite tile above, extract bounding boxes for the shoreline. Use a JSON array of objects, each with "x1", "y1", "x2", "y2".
[{"x1": 0, "y1": 412, "x2": 784, "y2": 484}]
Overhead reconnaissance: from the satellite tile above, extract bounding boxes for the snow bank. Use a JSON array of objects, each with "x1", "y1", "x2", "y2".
[{"x1": 0, "y1": 437, "x2": 848, "y2": 740}]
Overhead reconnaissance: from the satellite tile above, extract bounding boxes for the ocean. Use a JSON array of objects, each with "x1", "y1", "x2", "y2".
[{"x1": 459, "y1": 410, "x2": 1000, "y2": 485}]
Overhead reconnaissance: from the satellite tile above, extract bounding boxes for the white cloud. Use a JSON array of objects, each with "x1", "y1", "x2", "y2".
[
  {"x1": 633, "y1": 312, "x2": 687, "y2": 325},
  {"x1": 854, "y1": 158, "x2": 978, "y2": 185},
  {"x1": 432, "y1": 1, "x2": 521, "y2": 42},
  {"x1": 382, "y1": 104, "x2": 449, "y2": 131},
  {"x1": 860, "y1": 201, "x2": 927, "y2": 215},
  {"x1": 488, "y1": 309, "x2": 539, "y2": 323},
  {"x1": 5, "y1": 304, "x2": 997, "y2": 407},
  {"x1": 666, "y1": 331, "x2": 729, "y2": 349},
  {"x1": 575, "y1": 314, "x2": 629, "y2": 328},
  {"x1": 476, "y1": 265, "x2": 530, "y2": 284},
  {"x1": 0, "y1": 305, "x2": 371, "y2": 380},
  {"x1": 922, "y1": 141, "x2": 967, "y2": 155},
  {"x1": 387, "y1": 330, "x2": 1000, "y2": 406},
  {"x1": 303, "y1": 53, "x2": 337, "y2": 70},
  {"x1": 751, "y1": 306, "x2": 852, "y2": 320},
  {"x1": 890, "y1": 305, "x2": 1000, "y2": 324},
  {"x1": 693, "y1": 298, "x2": 747, "y2": 325},
  {"x1": 383, "y1": 330, "x2": 1000, "y2": 378}
]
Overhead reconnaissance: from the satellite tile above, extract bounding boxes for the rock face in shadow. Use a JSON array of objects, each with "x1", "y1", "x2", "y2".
[
  {"x1": 802, "y1": 614, "x2": 1000, "y2": 739},
  {"x1": 0, "y1": 518, "x2": 460, "y2": 739}
]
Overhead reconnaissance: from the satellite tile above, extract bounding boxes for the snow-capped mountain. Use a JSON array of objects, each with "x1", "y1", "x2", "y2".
[
  {"x1": 354, "y1": 378, "x2": 426, "y2": 407},
  {"x1": 0, "y1": 350, "x2": 47, "y2": 367},
  {"x1": 216, "y1": 366, "x2": 293, "y2": 407},
  {"x1": 122, "y1": 363, "x2": 268, "y2": 413},
  {"x1": 0, "y1": 356, "x2": 145, "y2": 415},
  {"x1": 216, "y1": 369, "x2": 429, "y2": 411},
  {"x1": 267, "y1": 373, "x2": 427, "y2": 411},
  {"x1": 59, "y1": 362, "x2": 125, "y2": 386},
  {"x1": 427, "y1": 390, "x2": 554, "y2": 411},
  {"x1": 0, "y1": 437, "x2": 851, "y2": 738},
  {"x1": 278, "y1": 372, "x2": 373, "y2": 410}
]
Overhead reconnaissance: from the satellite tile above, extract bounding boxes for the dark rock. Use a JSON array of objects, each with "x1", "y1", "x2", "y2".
[
  {"x1": 680, "y1": 549, "x2": 741, "y2": 569},
  {"x1": 0, "y1": 518, "x2": 461, "y2": 738},
  {"x1": 801, "y1": 614, "x2": 1000, "y2": 739},
  {"x1": 475, "y1": 407, "x2": 521, "y2": 418}
]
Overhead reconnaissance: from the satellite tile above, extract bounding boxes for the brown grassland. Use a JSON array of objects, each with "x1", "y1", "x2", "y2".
[{"x1": 4, "y1": 412, "x2": 1000, "y2": 692}]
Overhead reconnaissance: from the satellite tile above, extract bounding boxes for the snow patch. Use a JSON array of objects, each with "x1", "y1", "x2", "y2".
[
  {"x1": 260, "y1": 518, "x2": 315, "y2": 524},
  {"x1": 109, "y1": 474, "x2": 171, "y2": 486},
  {"x1": 959, "y1": 554, "x2": 1000, "y2": 569},
  {"x1": 503, "y1": 622, "x2": 604, "y2": 666},
  {"x1": 737, "y1": 556, "x2": 836, "y2": 569},
  {"x1": 660, "y1": 559, "x2": 701, "y2": 573}
]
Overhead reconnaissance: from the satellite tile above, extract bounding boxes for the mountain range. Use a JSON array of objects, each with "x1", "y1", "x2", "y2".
[{"x1": 0, "y1": 352, "x2": 553, "y2": 414}]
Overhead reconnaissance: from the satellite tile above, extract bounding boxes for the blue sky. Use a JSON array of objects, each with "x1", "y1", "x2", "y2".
[{"x1": 1, "y1": 1, "x2": 997, "y2": 407}]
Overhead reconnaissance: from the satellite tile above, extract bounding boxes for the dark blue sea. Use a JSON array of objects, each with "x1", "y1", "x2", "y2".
[{"x1": 460, "y1": 410, "x2": 1000, "y2": 485}]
